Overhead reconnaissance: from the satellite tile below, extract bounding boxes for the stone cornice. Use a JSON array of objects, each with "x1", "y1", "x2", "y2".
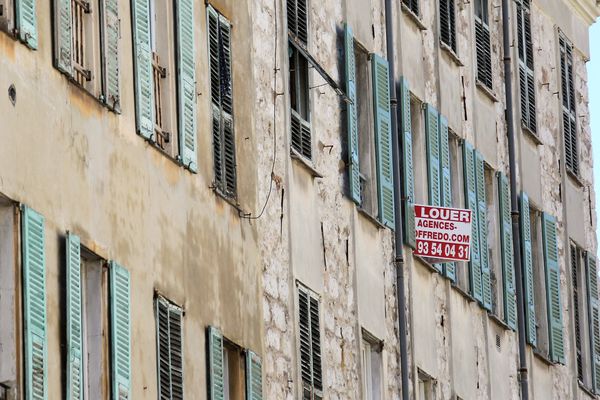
[{"x1": 566, "y1": 0, "x2": 600, "y2": 25}]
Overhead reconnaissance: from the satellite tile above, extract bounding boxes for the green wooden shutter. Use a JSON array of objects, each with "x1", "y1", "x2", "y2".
[
  {"x1": 103, "y1": 0, "x2": 121, "y2": 111},
  {"x1": 21, "y1": 205, "x2": 47, "y2": 400},
  {"x1": 439, "y1": 115, "x2": 455, "y2": 281},
  {"x1": 371, "y1": 54, "x2": 395, "y2": 228},
  {"x1": 131, "y1": 0, "x2": 155, "y2": 139},
  {"x1": 425, "y1": 104, "x2": 441, "y2": 207},
  {"x1": 245, "y1": 350, "x2": 263, "y2": 400},
  {"x1": 177, "y1": 0, "x2": 197, "y2": 171},
  {"x1": 54, "y1": 0, "x2": 72, "y2": 74},
  {"x1": 208, "y1": 326, "x2": 225, "y2": 400},
  {"x1": 16, "y1": 0, "x2": 37, "y2": 48},
  {"x1": 498, "y1": 175, "x2": 517, "y2": 329},
  {"x1": 586, "y1": 253, "x2": 600, "y2": 393},
  {"x1": 475, "y1": 151, "x2": 492, "y2": 310},
  {"x1": 66, "y1": 233, "x2": 83, "y2": 400},
  {"x1": 519, "y1": 191, "x2": 536, "y2": 342},
  {"x1": 344, "y1": 24, "x2": 360, "y2": 205},
  {"x1": 541, "y1": 213, "x2": 565, "y2": 363},
  {"x1": 109, "y1": 261, "x2": 131, "y2": 399},
  {"x1": 463, "y1": 142, "x2": 483, "y2": 302},
  {"x1": 400, "y1": 77, "x2": 415, "y2": 248}
]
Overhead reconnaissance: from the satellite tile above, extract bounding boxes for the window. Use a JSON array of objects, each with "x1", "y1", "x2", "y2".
[
  {"x1": 361, "y1": 333, "x2": 382, "y2": 400},
  {"x1": 559, "y1": 35, "x2": 578, "y2": 176},
  {"x1": 474, "y1": 0, "x2": 492, "y2": 90},
  {"x1": 208, "y1": 6, "x2": 237, "y2": 198},
  {"x1": 417, "y1": 370, "x2": 436, "y2": 400},
  {"x1": 439, "y1": 0, "x2": 456, "y2": 52},
  {"x1": 298, "y1": 285, "x2": 322, "y2": 400},
  {"x1": 402, "y1": 0, "x2": 419, "y2": 16},
  {"x1": 449, "y1": 134, "x2": 469, "y2": 290},
  {"x1": 516, "y1": 0, "x2": 536, "y2": 134},
  {"x1": 222, "y1": 341, "x2": 246, "y2": 399},
  {"x1": 156, "y1": 295, "x2": 184, "y2": 399},
  {"x1": 0, "y1": 0, "x2": 37, "y2": 48},
  {"x1": 485, "y1": 167, "x2": 503, "y2": 319}
]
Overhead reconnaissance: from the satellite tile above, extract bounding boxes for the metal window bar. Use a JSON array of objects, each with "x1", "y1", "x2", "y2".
[
  {"x1": 71, "y1": 0, "x2": 91, "y2": 85},
  {"x1": 152, "y1": 52, "x2": 170, "y2": 148}
]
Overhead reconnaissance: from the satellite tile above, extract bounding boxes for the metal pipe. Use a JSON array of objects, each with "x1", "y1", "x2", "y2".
[
  {"x1": 384, "y1": 1, "x2": 410, "y2": 399},
  {"x1": 500, "y1": 0, "x2": 529, "y2": 399}
]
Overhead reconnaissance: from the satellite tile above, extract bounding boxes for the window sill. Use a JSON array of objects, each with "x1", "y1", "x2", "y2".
[
  {"x1": 488, "y1": 313, "x2": 512, "y2": 331},
  {"x1": 414, "y1": 255, "x2": 442, "y2": 274},
  {"x1": 522, "y1": 124, "x2": 542, "y2": 145},
  {"x1": 532, "y1": 348, "x2": 554, "y2": 366},
  {"x1": 440, "y1": 42, "x2": 463, "y2": 67},
  {"x1": 578, "y1": 382, "x2": 597, "y2": 398},
  {"x1": 401, "y1": 4, "x2": 427, "y2": 31},
  {"x1": 476, "y1": 80, "x2": 499, "y2": 103},
  {"x1": 142, "y1": 136, "x2": 196, "y2": 174},
  {"x1": 357, "y1": 207, "x2": 387, "y2": 230},
  {"x1": 567, "y1": 169, "x2": 585, "y2": 187},
  {"x1": 290, "y1": 149, "x2": 323, "y2": 178},
  {"x1": 211, "y1": 186, "x2": 245, "y2": 215},
  {"x1": 451, "y1": 283, "x2": 477, "y2": 303},
  {"x1": 57, "y1": 67, "x2": 120, "y2": 113}
]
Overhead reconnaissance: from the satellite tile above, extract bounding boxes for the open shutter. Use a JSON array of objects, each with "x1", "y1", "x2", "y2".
[
  {"x1": 131, "y1": 0, "x2": 155, "y2": 139},
  {"x1": 103, "y1": 0, "x2": 121, "y2": 111},
  {"x1": 586, "y1": 253, "x2": 600, "y2": 393},
  {"x1": 463, "y1": 142, "x2": 483, "y2": 302},
  {"x1": 475, "y1": 151, "x2": 492, "y2": 310},
  {"x1": 208, "y1": 326, "x2": 225, "y2": 400},
  {"x1": 287, "y1": 0, "x2": 307, "y2": 45},
  {"x1": 54, "y1": 0, "x2": 72, "y2": 74},
  {"x1": 66, "y1": 234, "x2": 83, "y2": 400},
  {"x1": 16, "y1": 0, "x2": 37, "y2": 48},
  {"x1": 425, "y1": 104, "x2": 441, "y2": 207},
  {"x1": 344, "y1": 24, "x2": 360, "y2": 204},
  {"x1": 400, "y1": 77, "x2": 415, "y2": 247},
  {"x1": 498, "y1": 175, "x2": 516, "y2": 329},
  {"x1": 176, "y1": 0, "x2": 197, "y2": 171},
  {"x1": 298, "y1": 288, "x2": 312, "y2": 390},
  {"x1": 219, "y1": 16, "x2": 237, "y2": 196},
  {"x1": 439, "y1": 116, "x2": 455, "y2": 281},
  {"x1": 541, "y1": 213, "x2": 565, "y2": 363},
  {"x1": 309, "y1": 296, "x2": 323, "y2": 392},
  {"x1": 110, "y1": 262, "x2": 131, "y2": 399},
  {"x1": 246, "y1": 350, "x2": 263, "y2": 400},
  {"x1": 519, "y1": 192, "x2": 536, "y2": 342},
  {"x1": 156, "y1": 297, "x2": 184, "y2": 400},
  {"x1": 21, "y1": 205, "x2": 47, "y2": 400},
  {"x1": 371, "y1": 55, "x2": 395, "y2": 228}
]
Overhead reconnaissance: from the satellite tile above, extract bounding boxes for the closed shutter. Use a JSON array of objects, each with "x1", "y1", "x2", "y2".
[
  {"x1": 541, "y1": 213, "x2": 565, "y2": 363},
  {"x1": 439, "y1": 116, "x2": 455, "y2": 281},
  {"x1": 16, "y1": 0, "x2": 37, "y2": 48},
  {"x1": 560, "y1": 37, "x2": 578, "y2": 176},
  {"x1": 21, "y1": 205, "x2": 47, "y2": 400},
  {"x1": 245, "y1": 350, "x2": 263, "y2": 400},
  {"x1": 475, "y1": 151, "x2": 492, "y2": 310},
  {"x1": 573, "y1": 246, "x2": 583, "y2": 381},
  {"x1": 131, "y1": 0, "x2": 155, "y2": 139},
  {"x1": 54, "y1": 0, "x2": 72, "y2": 74},
  {"x1": 463, "y1": 142, "x2": 483, "y2": 302},
  {"x1": 475, "y1": 18, "x2": 492, "y2": 90},
  {"x1": 402, "y1": 0, "x2": 419, "y2": 15},
  {"x1": 400, "y1": 77, "x2": 416, "y2": 248},
  {"x1": 371, "y1": 55, "x2": 395, "y2": 228},
  {"x1": 439, "y1": 0, "x2": 456, "y2": 51},
  {"x1": 103, "y1": 0, "x2": 121, "y2": 111},
  {"x1": 498, "y1": 176, "x2": 516, "y2": 329},
  {"x1": 66, "y1": 233, "x2": 83, "y2": 400},
  {"x1": 586, "y1": 253, "x2": 600, "y2": 393},
  {"x1": 156, "y1": 297, "x2": 184, "y2": 400},
  {"x1": 344, "y1": 24, "x2": 360, "y2": 205},
  {"x1": 425, "y1": 104, "x2": 441, "y2": 207},
  {"x1": 208, "y1": 326, "x2": 225, "y2": 400},
  {"x1": 109, "y1": 262, "x2": 131, "y2": 399},
  {"x1": 517, "y1": 1, "x2": 536, "y2": 133},
  {"x1": 519, "y1": 192, "x2": 535, "y2": 341},
  {"x1": 287, "y1": 0, "x2": 308, "y2": 45},
  {"x1": 176, "y1": 0, "x2": 197, "y2": 171},
  {"x1": 298, "y1": 287, "x2": 322, "y2": 396}
]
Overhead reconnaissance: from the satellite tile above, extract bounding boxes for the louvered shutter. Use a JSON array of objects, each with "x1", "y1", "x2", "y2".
[
  {"x1": 16, "y1": 0, "x2": 37, "y2": 48},
  {"x1": 560, "y1": 38, "x2": 578, "y2": 176},
  {"x1": 586, "y1": 253, "x2": 600, "y2": 393},
  {"x1": 498, "y1": 175, "x2": 516, "y2": 328},
  {"x1": 298, "y1": 289, "x2": 312, "y2": 390},
  {"x1": 309, "y1": 296, "x2": 322, "y2": 392},
  {"x1": 519, "y1": 192, "x2": 536, "y2": 342},
  {"x1": 156, "y1": 297, "x2": 184, "y2": 400},
  {"x1": 132, "y1": 0, "x2": 155, "y2": 139},
  {"x1": 541, "y1": 213, "x2": 565, "y2": 363},
  {"x1": 208, "y1": 326, "x2": 225, "y2": 400},
  {"x1": 344, "y1": 24, "x2": 360, "y2": 204},
  {"x1": 110, "y1": 262, "x2": 131, "y2": 400},
  {"x1": 475, "y1": 18, "x2": 492, "y2": 89},
  {"x1": 287, "y1": 0, "x2": 307, "y2": 45},
  {"x1": 246, "y1": 350, "x2": 263, "y2": 400},
  {"x1": 400, "y1": 77, "x2": 416, "y2": 248},
  {"x1": 208, "y1": 5, "x2": 223, "y2": 188},
  {"x1": 21, "y1": 205, "x2": 47, "y2": 400},
  {"x1": 176, "y1": 0, "x2": 197, "y2": 171},
  {"x1": 424, "y1": 105, "x2": 441, "y2": 273},
  {"x1": 103, "y1": 0, "x2": 121, "y2": 111},
  {"x1": 573, "y1": 246, "x2": 584, "y2": 381},
  {"x1": 475, "y1": 151, "x2": 492, "y2": 310},
  {"x1": 372, "y1": 55, "x2": 395, "y2": 228},
  {"x1": 517, "y1": 2, "x2": 536, "y2": 133},
  {"x1": 54, "y1": 0, "x2": 72, "y2": 74},
  {"x1": 439, "y1": 0, "x2": 456, "y2": 51},
  {"x1": 219, "y1": 16, "x2": 236, "y2": 196},
  {"x1": 402, "y1": 0, "x2": 419, "y2": 15},
  {"x1": 463, "y1": 142, "x2": 483, "y2": 302},
  {"x1": 66, "y1": 234, "x2": 83, "y2": 400},
  {"x1": 439, "y1": 116, "x2": 455, "y2": 281}
]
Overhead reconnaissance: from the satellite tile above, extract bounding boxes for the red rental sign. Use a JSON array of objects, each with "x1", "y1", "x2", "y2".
[{"x1": 413, "y1": 205, "x2": 473, "y2": 262}]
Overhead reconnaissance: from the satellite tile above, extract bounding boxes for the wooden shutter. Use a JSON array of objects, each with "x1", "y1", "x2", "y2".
[
  {"x1": 21, "y1": 205, "x2": 47, "y2": 400},
  {"x1": 572, "y1": 246, "x2": 584, "y2": 381},
  {"x1": 54, "y1": 0, "x2": 72, "y2": 74},
  {"x1": 439, "y1": 116, "x2": 455, "y2": 281},
  {"x1": 497, "y1": 175, "x2": 516, "y2": 328},
  {"x1": 475, "y1": 151, "x2": 492, "y2": 310},
  {"x1": 219, "y1": 16, "x2": 236, "y2": 195},
  {"x1": 66, "y1": 233, "x2": 83, "y2": 400},
  {"x1": 298, "y1": 287, "x2": 322, "y2": 396},
  {"x1": 519, "y1": 192, "x2": 535, "y2": 340},
  {"x1": 309, "y1": 295, "x2": 322, "y2": 392},
  {"x1": 156, "y1": 297, "x2": 184, "y2": 400},
  {"x1": 560, "y1": 37, "x2": 578, "y2": 176},
  {"x1": 131, "y1": 0, "x2": 155, "y2": 139},
  {"x1": 517, "y1": 2, "x2": 536, "y2": 133},
  {"x1": 245, "y1": 350, "x2": 263, "y2": 400},
  {"x1": 439, "y1": 0, "x2": 456, "y2": 51},
  {"x1": 425, "y1": 104, "x2": 441, "y2": 207},
  {"x1": 541, "y1": 213, "x2": 565, "y2": 363},
  {"x1": 475, "y1": 18, "x2": 492, "y2": 89},
  {"x1": 400, "y1": 77, "x2": 415, "y2": 248},
  {"x1": 372, "y1": 55, "x2": 395, "y2": 229},
  {"x1": 463, "y1": 142, "x2": 483, "y2": 302},
  {"x1": 176, "y1": 0, "x2": 197, "y2": 171},
  {"x1": 586, "y1": 253, "x2": 600, "y2": 393},
  {"x1": 16, "y1": 0, "x2": 37, "y2": 48},
  {"x1": 103, "y1": 0, "x2": 121, "y2": 111},
  {"x1": 344, "y1": 24, "x2": 360, "y2": 204},
  {"x1": 287, "y1": 0, "x2": 307, "y2": 45},
  {"x1": 402, "y1": 0, "x2": 419, "y2": 15},
  {"x1": 109, "y1": 261, "x2": 131, "y2": 399},
  {"x1": 208, "y1": 326, "x2": 225, "y2": 400}
]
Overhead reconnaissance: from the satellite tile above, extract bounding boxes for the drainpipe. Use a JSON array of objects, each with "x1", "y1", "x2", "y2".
[
  {"x1": 500, "y1": 0, "x2": 529, "y2": 399},
  {"x1": 384, "y1": 1, "x2": 410, "y2": 399}
]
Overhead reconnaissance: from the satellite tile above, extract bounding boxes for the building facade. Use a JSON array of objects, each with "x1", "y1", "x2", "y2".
[{"x1": 0, "y1": 1, "x2": 598, "y2": 400}]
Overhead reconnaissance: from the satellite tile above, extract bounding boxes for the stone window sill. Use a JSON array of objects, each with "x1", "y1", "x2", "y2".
[
  {"x1": 476, "y1": 80, "x2": 499, "y2": 103},
  {"x1": 401, "y1": 4, "x2": 427, "y2": 31},
  {"x1": 143, "y1": 137, "x2": 196, "y2": 174},
  {"x1": 578, "y1": 382, "x2": 597, "y2": 398},
  {"x1": 211, "y1": 186, "x2": 245, "y2": 216},
  {"x1": 440, "y1": 42, "x2": 463, "y2": 67},
  {"x1": 291, "y1": 149, "x2": 323, "y2": 178},
  {"x1": 567, "y1": 169, "x2": 585, "y2": 187},
  {"x1": 451, "y1": 283, "x2": 477, "y2": 303},
  {"x1": 357, "y1": 207, "x2": 387, "y2": 230},
  {"x1": 532, "y1": 347, "x2": 554, "y2": 366},
  {"x1": 522, "y1": 124, "x2": 542, "y2": 145},
  {"x1": 488, "y1": 313, "x2": 512, "y2": 331}
]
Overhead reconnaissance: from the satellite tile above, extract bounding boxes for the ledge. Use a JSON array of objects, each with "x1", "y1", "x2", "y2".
[
  {"x1": 567, "y1": 169, "x2": 585, "y2": 188},
  {"x1": 476, "y1": 80, "x2": 499, "y2": 103},
  {"x1": 440, "y1": 42, "x2": 464, "y2": 67},
  {"x1": 578, "y1": 382, "x2": 597, "y2": 399},
  {"x1": 488, "y1": 313, "x2": 513, "y2": 331},
  {"x1": 211, "y1": 186, "x2": 246, "y2": 216},
  {"x1": 522, "y1": 124, "x2": 542, "y2": 145},
  {"x1": 451, "y1": 283, "x2": 477, "y2": 303},
  {"x1": 532, "y1": 347, "x2": 555, "y2": 366},
  {"x1": 401, "y1": 4, "x2": 427, "y2": 31},
  {"x1": 290, "y1": 149, "x2": 324, "y2": 178},
  {"x1": 357, "y1": 207, "x2": 387, "y2": 230}
]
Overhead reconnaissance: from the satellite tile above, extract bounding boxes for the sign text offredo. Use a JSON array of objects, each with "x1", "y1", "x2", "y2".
[{"x1": 413, "y1": 205, "x2": 473, "y2": 262}]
